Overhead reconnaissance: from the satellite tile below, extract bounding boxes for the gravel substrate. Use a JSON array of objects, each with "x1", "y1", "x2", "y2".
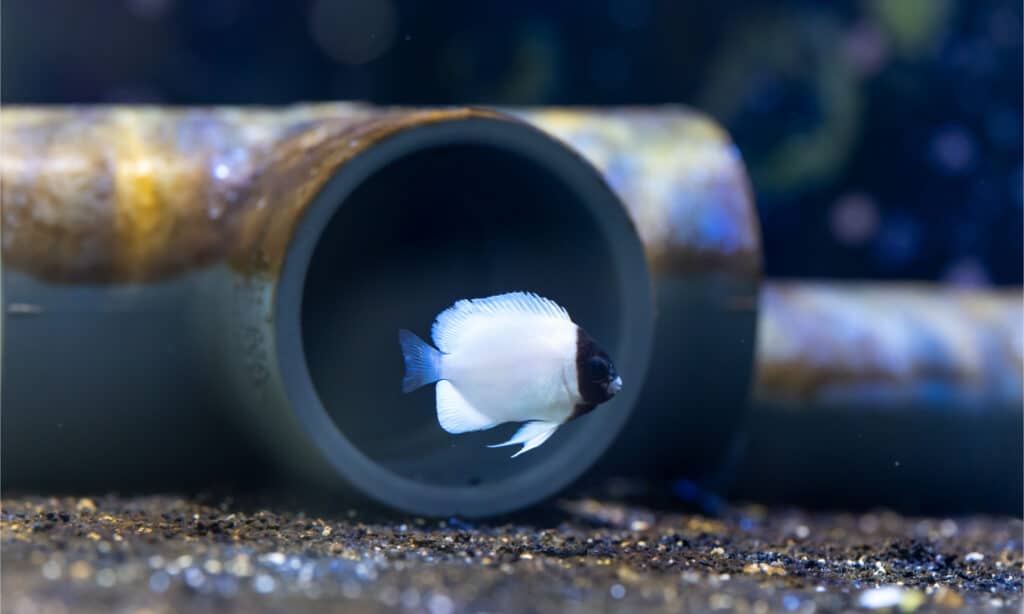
[{"x1": 2, "y1": 495, "x2": 1020, "y2": 613}]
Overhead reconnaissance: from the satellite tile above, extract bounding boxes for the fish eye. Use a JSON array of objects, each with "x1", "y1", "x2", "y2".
[{"x1": 587, "y1": 356, "x2": 610, "y2": 380}]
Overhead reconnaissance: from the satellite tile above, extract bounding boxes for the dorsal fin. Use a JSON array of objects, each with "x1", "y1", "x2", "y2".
[{"x1": 431, "y1": 291, "x2": 571, "y2": 353}]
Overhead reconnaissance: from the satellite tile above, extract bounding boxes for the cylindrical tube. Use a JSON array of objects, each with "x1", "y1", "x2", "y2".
[
  {"x1": 733, "y1": 281, "x2": 1023, "y2": 514},
  {"x1": 1, "y1": 105, "x2": 656, "y2": 516}
]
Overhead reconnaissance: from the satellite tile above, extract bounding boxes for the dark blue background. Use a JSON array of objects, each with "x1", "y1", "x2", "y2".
[{"x1": 4, "y1": 0, "x2": 1021, "y2": 284}]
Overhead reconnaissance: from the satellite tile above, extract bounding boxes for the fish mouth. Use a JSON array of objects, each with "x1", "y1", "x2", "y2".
[{"x1": 608, "y1": 376, "x2": 623, "y2": 395}]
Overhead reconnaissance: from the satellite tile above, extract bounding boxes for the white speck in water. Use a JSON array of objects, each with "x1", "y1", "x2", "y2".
[
  {"x1": 610, "y1": 584, "x2": 626, "y2": 599},
  {"x1": 965, "y1": 552, "x2": 985, "y2": 563},
  {"x1": 427, "y1": 593, "x2": 455, "y2": 614},
  {"x1": 253, "y1": 574, "x2": 276, "y2": 594},
  {"x1": 830, "y1": 192, "x2": 880, "y2": 245},
  {"x1": 893, "y1": 460, "x2": 901, "y2": 467},
  {"x1": 795, "y1": 525, "x2": 810, "y2": 539},
  {"x1": 214, "y1": 163, "x2": 231, "y2": 180},
  {"x1": 7, "y1": 303, "x2": 43, "y2": 315}
]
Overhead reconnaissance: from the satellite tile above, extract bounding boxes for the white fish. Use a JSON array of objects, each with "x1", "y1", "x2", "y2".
[{"x1": 398, "y1": 292, "x2": 623, "y2": 457}]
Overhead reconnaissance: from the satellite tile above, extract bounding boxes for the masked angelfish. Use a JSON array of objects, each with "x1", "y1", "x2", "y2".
[{"x1": 398, "y1": 291, "x2": 623, "y2": 457}]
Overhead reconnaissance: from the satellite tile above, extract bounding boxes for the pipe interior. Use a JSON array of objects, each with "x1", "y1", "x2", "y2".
[{"x1": 302, "y1": 143, "x2": 624, "y2": 488}]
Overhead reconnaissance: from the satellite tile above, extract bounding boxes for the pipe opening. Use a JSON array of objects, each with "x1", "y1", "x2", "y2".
[
  {"x1": 303, "y1": 144, "x2": 623, "y2": 485},
  {"x1": 278, "y1": 118, "x2": 652, "y2": 514}
]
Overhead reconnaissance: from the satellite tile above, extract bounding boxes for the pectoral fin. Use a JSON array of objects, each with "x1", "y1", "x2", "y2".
[
  {"x1": 436, "y1": 380, "x2": 497, "y2": 434},
  {"x1": 487, "y1": 421, "x2": 560, "y2": 458}
]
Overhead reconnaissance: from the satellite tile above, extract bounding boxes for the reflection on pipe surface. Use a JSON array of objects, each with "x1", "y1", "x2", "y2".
[{"x1": 756, "y1": 281, "x2": 1023, "y2": 410}]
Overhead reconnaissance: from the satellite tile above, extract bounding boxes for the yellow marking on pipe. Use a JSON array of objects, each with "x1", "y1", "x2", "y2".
[{"x1": 111, "y1": 112, "x2": 174, "y2": 281}]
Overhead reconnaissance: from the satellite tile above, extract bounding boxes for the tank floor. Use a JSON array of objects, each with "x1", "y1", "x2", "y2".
[{"x1": 2, "y1": 494, "x2": 1020, "y2": 613}]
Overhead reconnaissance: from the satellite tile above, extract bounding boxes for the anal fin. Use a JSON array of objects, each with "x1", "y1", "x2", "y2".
[{"x1": 487, "y1": 421, "x2": 559, "y2": 458}]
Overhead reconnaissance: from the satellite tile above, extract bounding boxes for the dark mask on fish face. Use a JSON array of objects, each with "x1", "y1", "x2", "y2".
[{"x1": 572, "y1": 328, "x2": 623, "y2": 419}]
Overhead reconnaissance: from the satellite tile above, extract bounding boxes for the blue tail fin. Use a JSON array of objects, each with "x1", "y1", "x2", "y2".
[{"x1": 398, "y1": 329, "x2": 442, "y2": 393}]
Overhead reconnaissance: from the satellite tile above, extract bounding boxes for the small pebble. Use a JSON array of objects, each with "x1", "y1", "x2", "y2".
[
  {"x1": 69, "y1": 561, "x2": 93, "y2": 581},
  {"x1": 252, "y1": 574, "x2": 276, "y2": 594},
  {"x1": 41, "y1": 561, "x2": 61, "y2": 581},
  {"x1": 96, "y1": 568, "x2": 117, "y2": 588},
  {"x1": 857, "y1": 586, "x2": 925, "y2": 611},
  {"x1": 933, "y1": 586, "x2": 965, "y2": 608},
  {"x1": 858, "y1": 586, "x2": 905, "y2": 609},
  {"x1": 427, "y1": 593, "x2": 455, "y2": 614},
  {"x1": 148, "y1": 572, "x2": 171, "y2": 593}
]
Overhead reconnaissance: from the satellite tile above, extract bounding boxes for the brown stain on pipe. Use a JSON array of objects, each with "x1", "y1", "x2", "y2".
[
  {"x1": 1, "y1": 105, "x2": 506, "y2": 283},
  {"x1": 222, "y1": 106, "x2": 511, "y2": 278},
  {"x1": 1, "y1": 104, "x2": 760, "y2": 284}
]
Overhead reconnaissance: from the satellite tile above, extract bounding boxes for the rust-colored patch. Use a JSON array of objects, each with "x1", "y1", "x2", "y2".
[
  {"x1": 1, "y1": 105, "x2": 505, "y2": 283},
  {"x1": 226, "y1": 107, "x2": 508, "y2": 278}
]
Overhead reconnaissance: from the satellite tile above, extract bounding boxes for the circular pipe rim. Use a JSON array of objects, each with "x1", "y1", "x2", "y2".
[{"x1": 274, "y1": 115, "x2": 653, "y2": 517}]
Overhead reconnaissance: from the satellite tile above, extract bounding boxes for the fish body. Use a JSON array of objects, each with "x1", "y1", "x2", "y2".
[{"x1": 399, "y1": 292, "x2": 622, "y2": 457}]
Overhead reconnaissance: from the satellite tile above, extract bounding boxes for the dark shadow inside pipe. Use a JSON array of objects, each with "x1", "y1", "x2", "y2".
[{"x1": 302, "y1": 144, "x2": 623, "y2": 488}]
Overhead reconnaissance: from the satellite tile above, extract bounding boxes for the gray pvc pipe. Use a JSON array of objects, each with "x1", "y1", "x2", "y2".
[{"x1": 1, "y1": 108, "x2": 654, "y2": 517}]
